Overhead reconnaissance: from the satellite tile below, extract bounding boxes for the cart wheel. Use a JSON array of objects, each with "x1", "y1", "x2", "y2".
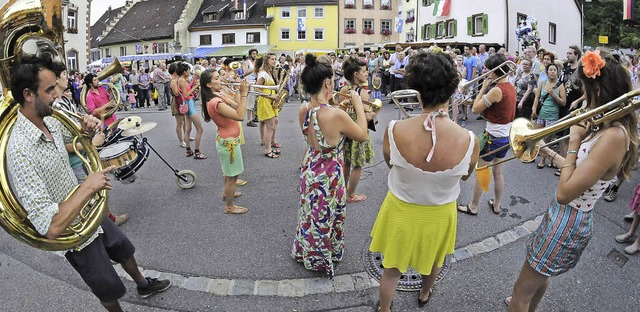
[{"x1": 176, "y1": 170, "x2": 197, "y2": 189}]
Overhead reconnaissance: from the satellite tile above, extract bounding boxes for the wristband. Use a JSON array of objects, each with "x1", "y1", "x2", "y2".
[
  {"x1": 481, "y1": 95, "x2": 492, "y2": 108},
  {"x1": 567, "y1": 150, "x2": 578, "y2": 155}
]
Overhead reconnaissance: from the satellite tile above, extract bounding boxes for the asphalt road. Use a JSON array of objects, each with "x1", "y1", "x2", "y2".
[{"x1": 1, "y1": 98, "x2": 639, "y2": 311}]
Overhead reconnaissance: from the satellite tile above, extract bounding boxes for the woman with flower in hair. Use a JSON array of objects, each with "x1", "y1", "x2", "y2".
[{"x1": 506, "y1": 48, "x2": 639, "y2": 311}]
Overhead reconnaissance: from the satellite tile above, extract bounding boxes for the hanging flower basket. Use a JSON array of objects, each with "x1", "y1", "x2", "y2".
[
  {"x1": 381, "y1": 29, "x2": 392, "y2": 36},
  {"x1": 405, "y1": 16, "x2": 415, "y2": 23},
  {"x1": 363, "y1": 28, "x2": 374, "y2": 35},
  {"x1": 344, "y1": 27, "x2": 356, "y2": 34},
  {"x1": 345, "y1": 3, "x2": 355, "y2": 8}
]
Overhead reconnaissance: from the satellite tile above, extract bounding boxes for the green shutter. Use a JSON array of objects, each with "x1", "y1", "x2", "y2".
[
  {"x1": 452, "y1": 20, "x2": 457, "y2": 36},
  {"x1": 421, "y1": 24, "x2": 427, "y2": 40},
  {"x1": 482, "y1": 13, "x2": 488, "y2": 34},
  {"x1": 467, "y1": 16, "x2": 472, "y2": 35},
  {"x1": 430, "y1": 24, "x2": 436, "y2": 38}
]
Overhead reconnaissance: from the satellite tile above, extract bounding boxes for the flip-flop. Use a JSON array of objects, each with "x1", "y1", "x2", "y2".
[
  {"x1": 224, "y1": 206, "x2": 248, "y2": 214},
  {"x1": 457, "y1": 204, "x2": 478, "y2": 216},
  {"x1": 347, "y1": 194, "x2": 367, "y2": 203},
  {"x1": 236, "y1": 179, "x2": 247, "y2": 186},
  {"x1": 504, "y1": 296, "x2": 512, "y2": 306},
  {"x1": 489, "y1": 199, "x2": 501, "y2": 214}
]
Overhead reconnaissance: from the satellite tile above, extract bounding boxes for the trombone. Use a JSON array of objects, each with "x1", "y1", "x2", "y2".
[
  {"x1": 332, "y1": 91, "x2": 383, "y2": 113},
  {"x1": 451, "y1": 60, "x2": 518, "y2": 114},
  {"x1": 478, "y1": 89, "x2": 640, "y2": 170}
]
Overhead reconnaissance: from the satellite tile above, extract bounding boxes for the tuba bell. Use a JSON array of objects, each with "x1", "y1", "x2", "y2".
[
  {"x1": 0, "y1": 0, "x2": 108, "y2": 251},
  {"x1": 80, "y1": 57, "x2": 124, "y2": 120}
]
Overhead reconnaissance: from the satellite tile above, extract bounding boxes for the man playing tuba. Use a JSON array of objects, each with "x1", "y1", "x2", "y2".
[{"x1": 7, "y1": 54, "x2": 171, "y2": 312}]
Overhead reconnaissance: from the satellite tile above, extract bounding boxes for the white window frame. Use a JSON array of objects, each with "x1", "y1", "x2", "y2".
[
  {"x1": 363, "y1": 19, "x2": 374, "y2": 30},
  {"x1": 222, "y1": 33, "x2": 236, "y2": 44},
  {"x1": 281, "y1": 28, "x2": 290, "y2": 40},
  {"x1": 314, "y1": 28, "x2": 324, "y2": 41},
  {"x1": 346, "y1": 19, "x2": 356, "y2": 29},
  {"x1": 281, "y1": 7, "x2": 291, "y2": 18},
  {"x1": 297, "y1": 8, "x2": 307, "y2": 18},
  {"x1": 436, "y1": 22, "x2": 443, "y2": 38},
  {"x1": 446, "y1": 20, "x2": 454, "y2": 37},
  {"x1": 200, "y1": 34, "x2": 212, "y2": 45},
  {"x1": 381, "y1": 20, "x2": 391, "y2": 31},
  {"x1": 120, "y1": 46, "x2": 127, "y2": 56},
  {"x1": 314, "y1": 7, "x2": 324, "y2": 18},
  {"x1": 473, "y1": 15, "x2": 483, "y2": 35},
  {"x1": 549, "y1": 22, "x2": 556, "y2": 44},
  {"x1": 67, "y1": 50, "x2": 77, "y2": 71},
  {"x1": 297, "y1": 30, "x2": 306, "y2": 40},
  {"x1": 246, "y1": 32, "x2": 261, "y2": 44},
  {"x1": 158, "y1": 42, "x2": 168, "y2": 53},
  {"x1": 67, "y1": 9, "x2": 77, "y2": 31},
  {"x1": 105, "y1": 48, "x2": 111, "y2": 57}
]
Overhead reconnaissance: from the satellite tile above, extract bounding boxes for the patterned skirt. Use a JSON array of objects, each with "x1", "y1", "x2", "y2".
[
  {"x1": 630, "y1": 183, "x2": 640, "y2": 215},
  {"x1": 344, "y1": 137, "x2": 374, "y2": 167},
  {"x1": 527, "y1": 199, "x2": 593, "y2": 277}
]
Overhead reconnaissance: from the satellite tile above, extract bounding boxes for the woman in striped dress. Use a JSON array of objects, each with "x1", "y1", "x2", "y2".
[{"x1": 507, "y1": 49, "x2": 639, "y2": 311}]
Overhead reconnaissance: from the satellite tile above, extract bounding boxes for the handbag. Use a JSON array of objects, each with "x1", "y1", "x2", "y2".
[
  {"x1": 176, "y1": 93, "x2": 188, "y2": 114},
  {"x1": 152, "y1": 88, "x2": 159, "y2": 100}
]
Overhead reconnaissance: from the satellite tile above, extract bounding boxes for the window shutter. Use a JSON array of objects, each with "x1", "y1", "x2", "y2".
[
  {"x1": 452, "y1": 19, "x2": 457, "y2": 36},
  {"x1": 467, "y1": 16, "x2": 472, "y2": 35},
  {"x1": 482, "y1": 14, "x2": 488, "y2": 34},
  {"x1": 421, "y1": 24, "x2": 427, "y2": 40},
  {"x1": 430, "y1": 24, "x2": 436, "y2": 38}
]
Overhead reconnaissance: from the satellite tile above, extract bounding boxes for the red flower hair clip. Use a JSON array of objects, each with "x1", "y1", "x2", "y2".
[{"x1": 582, "y1": 50, "x2": 606, "y2": 79}]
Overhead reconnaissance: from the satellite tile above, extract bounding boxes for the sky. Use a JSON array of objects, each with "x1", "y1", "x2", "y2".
[{"x1": 90, "y1": 0, "x2": 127, "y2": 26}]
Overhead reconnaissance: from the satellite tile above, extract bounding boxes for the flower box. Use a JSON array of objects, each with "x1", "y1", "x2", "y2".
[
  {"x1": 345, "y1": 3, "x2": 355, "y2": 8},
  {"x1": 363, "y1": 4, "x2": 373, "y2": 9},
  {"x1": 344, "y1": 27, "x2": 356, "y2": 34},
  {"x1": 380, "y1": 4, "x2": 390, "y2": 9},
  {"x1": 381, "y1": 29, "x2": 392, "y2": 36},
  {"x1": 363, "y1": 28, "x2": 374, "y2": 35},
  {"x1": 405, "y1": 16, "x2": 415, "y2": 23}
]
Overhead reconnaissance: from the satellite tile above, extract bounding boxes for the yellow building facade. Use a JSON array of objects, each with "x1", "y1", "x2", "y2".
[{"x1": 265, "y1": 0, "x2": 338, "y2": 54}]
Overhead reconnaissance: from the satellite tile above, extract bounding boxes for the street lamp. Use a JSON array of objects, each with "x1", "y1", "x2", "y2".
[{"x1": 407, "y1": 27, "x2": 415, "y2": 43}]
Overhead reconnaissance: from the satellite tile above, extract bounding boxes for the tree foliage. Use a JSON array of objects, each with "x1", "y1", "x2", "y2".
[{"x1": 584, "y1": 0, "x2": 640, "y2": 48}]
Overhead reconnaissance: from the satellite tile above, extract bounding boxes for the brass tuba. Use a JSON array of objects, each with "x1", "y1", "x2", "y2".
[
  {"x1": 79, "y1": 58, "x2": 124, "y2": 120},
  {"x1": 0, "y1": 0, "x2": 108, "y2": 251}
]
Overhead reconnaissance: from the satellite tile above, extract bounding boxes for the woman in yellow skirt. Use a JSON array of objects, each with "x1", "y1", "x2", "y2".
[
  {"x1": 369, "y1": 51, "x2": 479, "y2": 311},
  {"x1": 256, "y1": 53, "x2": 281, "y2": 158}
]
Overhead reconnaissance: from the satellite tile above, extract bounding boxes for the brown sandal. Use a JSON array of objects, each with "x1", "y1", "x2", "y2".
[{"x1": 186, "y1": 147, "x2": 194, "y2": 157}]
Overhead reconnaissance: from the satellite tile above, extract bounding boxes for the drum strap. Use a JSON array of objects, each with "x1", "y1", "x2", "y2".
[{"x1": 216, "y1": 135, "x2": 241, "y2": 163}]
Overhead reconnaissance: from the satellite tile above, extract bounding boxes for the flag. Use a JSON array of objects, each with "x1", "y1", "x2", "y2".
[
  {"x1": 298, "y1": 17, "x2": 306, "y2": 31},
  {"x1": 432, "y1": 0, "x2": 451, "y2": 17},
  {"x1": 624, "y1": 0, "x2": 634, "y2": 21},
  {"x1": 395, "y1": 11, "x2": 403, "y2": 33}
]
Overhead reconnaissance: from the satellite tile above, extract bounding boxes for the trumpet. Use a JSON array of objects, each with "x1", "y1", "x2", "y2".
[
  {"x1": 222, "y1": 82, "x2": 280, "y2": 97},
  {"x1": 332, "y1": 91, "x2": 383, "y2": 113},
  {"x1": 458, "y1": 60, "x2": 517, "y2": 91}
]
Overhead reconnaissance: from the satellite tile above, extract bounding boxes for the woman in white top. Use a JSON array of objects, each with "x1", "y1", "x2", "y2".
[
  {"x1": 507, "y1": 49, "x2": 638, "y2": 311},
  {"x1": 369, "y1": 51, "x2": 479, "y2": 311}
]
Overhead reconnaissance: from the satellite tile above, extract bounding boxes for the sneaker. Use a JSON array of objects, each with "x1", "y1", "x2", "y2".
[
  {"x1": 604, "y1": 188, "x2": 617, "y2": 202},
  {"x1": 137, "y1": 277, "x2": 171, "y2": 298},
  {"x1": 190, "y1": 137, "x2": 195, "y2": 141},
  {"x1": 114, "y1": 214, "x2": 129, "y2": 226},
  {"x1": 180, "y1": 141, "x2": 187, "y2": 148},
  {"x1": 246, "y1": 121, "x2": 257, "y2": 127}
]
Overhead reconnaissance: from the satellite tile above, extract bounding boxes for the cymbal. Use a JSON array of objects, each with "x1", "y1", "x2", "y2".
[
  {"x1": 117, "y1": 116, "x2": 143, "y2": 130},
  {"x1": 121, "y1": 122, "x2": 157, "y2": 137}
]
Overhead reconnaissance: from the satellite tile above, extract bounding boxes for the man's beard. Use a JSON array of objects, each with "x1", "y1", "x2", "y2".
[{"x1": 35, "y1": 98, "x2": 53, "y2": 117}]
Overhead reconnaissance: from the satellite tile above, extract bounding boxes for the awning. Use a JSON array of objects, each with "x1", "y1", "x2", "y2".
[
  {"x1": 102, "y1": 53, "x2": 191, "y2": 64},
  {"x1": 194, "y1": 46, "x2": 222, "y2": 58},
  {"x1": 205, "y1": 45, "x2": 272, "y2": 58}
]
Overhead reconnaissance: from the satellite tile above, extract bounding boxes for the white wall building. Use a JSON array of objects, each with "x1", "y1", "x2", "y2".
[
  {"x1": 190, "y1": 28, "x2": 269, "y2": 48},
  {"x1": 63, "y1": 0, "x2": 90, "y2": 72},
  {"x1": 415, "y1": 0, "x2": 581, "y2": 53}
]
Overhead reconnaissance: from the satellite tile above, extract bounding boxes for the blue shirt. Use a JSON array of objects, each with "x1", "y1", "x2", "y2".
[{"x1": 463, "y1": 56, "x2": 478, "y2": 80}]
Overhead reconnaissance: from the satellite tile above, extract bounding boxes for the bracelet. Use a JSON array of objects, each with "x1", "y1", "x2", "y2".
[
  {"x1": 561, "y1": 163, "x2": 576, "y2": 169},
  {"x1": 548, "y1": 151, "x2": 558, "y2": 159},
  {"x1": 567, "y1": 150, "x2": 578, "y2": 155}
]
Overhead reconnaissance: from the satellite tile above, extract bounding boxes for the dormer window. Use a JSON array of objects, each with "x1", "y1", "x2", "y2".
[
  {"x1": 204, "y1": 12, "x2": 218, "y2": 22},
  {"x1": 235, "y1": 11, "x2": 245, "y2": 20}
]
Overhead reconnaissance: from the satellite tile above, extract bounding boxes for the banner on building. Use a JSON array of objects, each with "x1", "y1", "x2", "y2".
[
  {"x1": 433, "y1": 0, "x2": 451, "y2": 17},
  {"x1": 624, "y1": 0, "x2": 634, "y2": 21},
  {"x1": 298, "y1": 17, "x2": 306, "y2": 31},
  {"x1": 395, "y1": 11, "x2": 403, "y2": 33}
]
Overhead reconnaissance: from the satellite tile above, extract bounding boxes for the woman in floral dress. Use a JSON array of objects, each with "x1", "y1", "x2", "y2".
[{"x1": 292, "y1": 54, "x2": 369, "y2": 278}]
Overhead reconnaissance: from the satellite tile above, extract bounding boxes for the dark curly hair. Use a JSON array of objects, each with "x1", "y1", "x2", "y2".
[
  {"x1": 300, "y1": 53, "x2": 333, "y2": 95},
  {"x1": 168, "y1": 62, "x2": 176, "y2": 75},
  {"x1": 484, "y1": 53, "x2": 510, "y2": 77},
  {"x1": 10, "y1": 55, "x2": 60, "y2": 105},
  {"x1": 342, "y1": 56, "x2": 367, "y2": 83},
  {"x1": 405, "y1": 51, "x2": 459, "y2": 108},
  {"x1": 578, "y1": 48, "x2": 638, "y2": 181}
]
